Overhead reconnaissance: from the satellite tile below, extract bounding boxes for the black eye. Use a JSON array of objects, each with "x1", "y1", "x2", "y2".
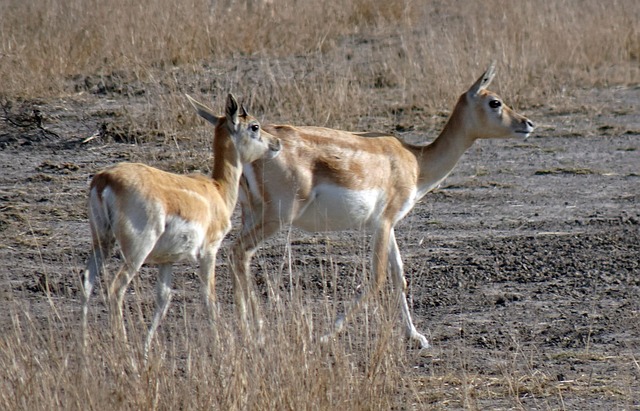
[
  {"x1": 250, "y1": 123, "x2": 260, "y2": 132},
  {"x1": 489, "y1": 100, "x2": 502, "y2": 109}
]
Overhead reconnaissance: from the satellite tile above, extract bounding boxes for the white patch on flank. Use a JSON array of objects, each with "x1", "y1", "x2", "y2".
[
  {"x1": 294, "y1": 184, "x2": 384, "y2": 232},
  {"x1": 101, "y1": 186, "x2": 209, "y2": 265},
  {"x1": 149, "y1": 215, "x2": 206, "y2": 264}
]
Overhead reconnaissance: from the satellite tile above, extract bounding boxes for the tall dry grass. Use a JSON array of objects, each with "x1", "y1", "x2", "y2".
[
  {"x1": 1, "y1": 0, "x2": 639, "y2": 409},
  {"x1": 1, "y1": 0, "x2": 638, "y2": 108},
  {"x1": 1, "y1": 0, "x2": 638, "y2": 139},
  {"x1": 0, "y1": 266, "x2": 425, "y2": 410}
]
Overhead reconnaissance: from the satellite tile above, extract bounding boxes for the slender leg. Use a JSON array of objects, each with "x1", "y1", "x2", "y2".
[
  {"x1": 327, "y1": 221, "x2": 392, "y2": 339},
  {"x1": 388, "y1": 229, "x2": 429, "y2": 349},
  {"x1": 82, "y1": 216, "x2": 115, "y2": 347},
  {"x1": 230, "y1": 216, "x2": 283, "y2": 341},
  {"x1": 108, "y1": 263, "x2": 141, "y2": 342},
  {"x1": 108, "y1": 222, "x2": 159, "y2": 344},
  {"x1": 198, "y1": 243, "x2": 221, "y2": 324},
  {"x1": 144, "y1": 263, "x2": 173, "y2": 360},
  {"x1": 81, "y1": 235, "x2": 114, "y2": 348}
]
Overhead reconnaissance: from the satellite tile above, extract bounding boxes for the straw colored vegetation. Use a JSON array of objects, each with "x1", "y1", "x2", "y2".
[
  {"x1": 0, "y1": 0, "x2": 639, "y2": 409},
  {"x1": 1, "y1": 0, "x2": 638, "y2": 122}
]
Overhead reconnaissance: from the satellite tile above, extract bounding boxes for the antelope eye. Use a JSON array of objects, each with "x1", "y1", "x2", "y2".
[
  {"x1": 250, "y1": 123, "x2": 260, "y2": 132},
  {"x1": 489, "y1": 100, "x2": 502, "y2": 109}
]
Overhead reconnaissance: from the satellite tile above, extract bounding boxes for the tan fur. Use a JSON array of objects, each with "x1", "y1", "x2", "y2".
[
  {"x1": 233, "y1": 63, "x2": 535, "y2": 348},
  {"x1": 81, "y1": 94, "x2": 281, "y2": 360},
  {"x1": 91, "y1": 164, "x2": 230, "y2": 247}
]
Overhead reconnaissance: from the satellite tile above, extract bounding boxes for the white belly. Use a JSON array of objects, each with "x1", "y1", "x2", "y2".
[
  {"x1": 293, "y1": 185, "x2": 384, "y2": 232},
  {"x1": 147, "y1": 216, "x2": 206, "y2": 264}
]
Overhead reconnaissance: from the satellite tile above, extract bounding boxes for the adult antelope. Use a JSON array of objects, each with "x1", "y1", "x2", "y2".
[
  {"x1": 232, "y1": 63, "x2": 534, "y2": 348},
  {"x1": 81, "y1": 94, "x2": 281, "y2": 358}
]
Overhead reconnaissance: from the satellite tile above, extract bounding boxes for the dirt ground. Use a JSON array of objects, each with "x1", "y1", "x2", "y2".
[{"x1": 1, "y1": 65, "x2": 639, "y2": 409}]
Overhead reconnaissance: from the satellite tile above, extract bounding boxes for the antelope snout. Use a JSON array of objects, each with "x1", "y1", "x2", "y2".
[
  {"x1": 525, "y1": 119, "x2": 535, "y2": 131},
  {"x1": 515, "y1": 117, "x2": 535, "y2": 138}
]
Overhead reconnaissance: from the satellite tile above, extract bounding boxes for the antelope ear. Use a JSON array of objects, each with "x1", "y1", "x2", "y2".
[
  {"x1": 186, "y1": 94, "x2": 220, "y2": 126},
  {"x1": 225, "y1": 93, "x2": 240, "y2": 126},
  {"x1": 240, "y1": 103, "x2": 249, "y2": 118},
  {"x1": 468, "y1": 61, "x2": 496, "y2": 97}
]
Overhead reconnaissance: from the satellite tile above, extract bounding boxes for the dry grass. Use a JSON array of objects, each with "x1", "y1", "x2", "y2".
[
  {"x1": 1, "y1": 0, "x2": 638, "y2": 115},
  {"x1": 1, "y1": 0, "x2": 639, "y2": 409},
  {"x1": 0, "y1": 275, "x2": 423, "y2": 410},
  {"x1": 1, "y1": 0, "x2": 638, "y2": 146}
]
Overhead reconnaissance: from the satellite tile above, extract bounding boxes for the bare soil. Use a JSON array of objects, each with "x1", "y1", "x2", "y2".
[{"x1": 1, "y1": 69, "x2": 639, "y2": 408}]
